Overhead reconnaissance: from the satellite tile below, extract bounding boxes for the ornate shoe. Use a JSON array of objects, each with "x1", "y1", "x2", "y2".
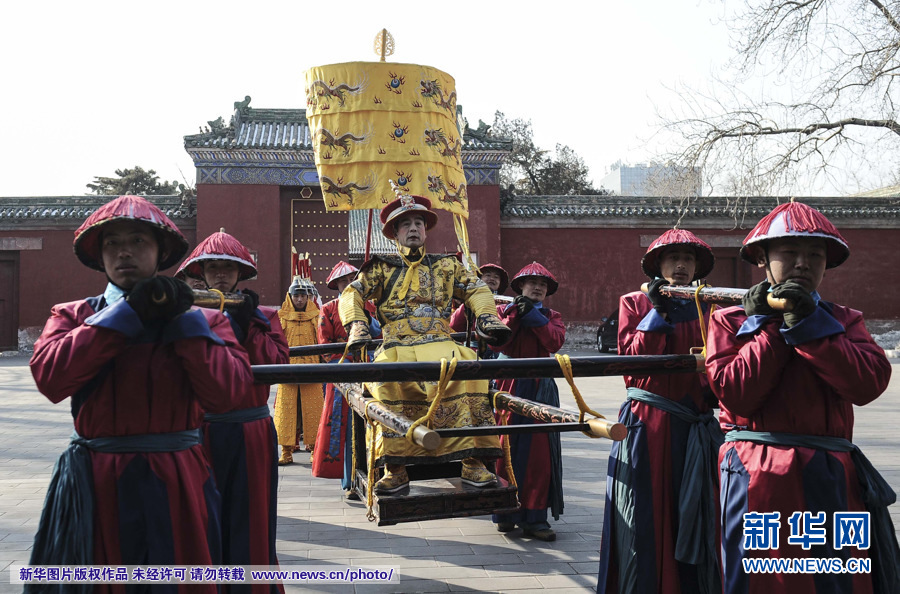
[
  {"x1": 278, "y1": 446, "x2": 293, "y2": 466},
  {"x1": 374, "y1": 468, "x2": 409, "y2": 494},
  {"x1": 460, "y1": 458, "x2": 498, "y2": 487}
]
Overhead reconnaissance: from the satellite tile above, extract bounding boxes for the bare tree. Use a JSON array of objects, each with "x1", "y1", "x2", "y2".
[{"x1": 660, "y1": 0, "x2": 900, "y2": 196}]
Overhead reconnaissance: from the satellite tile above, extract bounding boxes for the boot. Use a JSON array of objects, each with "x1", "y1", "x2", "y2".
[
  {"x1": 373, "y1": 465, "x2": 409, "y2": 494},
  {"x1": 460, "y1": 458, "x2": 497, "y2": 487},
  {"x1": 278, "y1": 446, "x2": 293, "y2": 466}
]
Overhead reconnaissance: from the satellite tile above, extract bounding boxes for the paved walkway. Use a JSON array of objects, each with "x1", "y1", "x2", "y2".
[{"x1": 1, "y1": 355, "x2": 898, "y2": 593}]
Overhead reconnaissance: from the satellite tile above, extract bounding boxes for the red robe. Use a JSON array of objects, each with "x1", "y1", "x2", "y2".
[
  {"x1": 30, "y1": 295, "x2": 253, "y2": 593},
  {"x1": 598, "y1": 291, "x2": 720, "y2": 594},
  {"x1": 312, "y1": 298, "x2": 376, "y2": 481},
  {"x1": 707, "y1": 301, "x2": 891, "y2": 594},
  {"x1": 203, "y1": 305, "x2": 288, "y2": 594},
  {"x1": 493, "y1": 303, "x2": 566, "y2": 523},
  {"x1": 449, "y1": 303, "x2": 469, "y2": 332}
]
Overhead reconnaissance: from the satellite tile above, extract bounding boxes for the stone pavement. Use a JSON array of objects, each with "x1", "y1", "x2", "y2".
[{"x1": 1, "y1": 354, "x2": 898, "y2": 593}]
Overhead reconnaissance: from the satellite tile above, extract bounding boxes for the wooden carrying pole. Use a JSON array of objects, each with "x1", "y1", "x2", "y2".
[
  {"x1": 252, "y1": 353, "x2": 703, "y2": 385},
  {"x1": 339, "y1": 384, "x2": 625, "y2": 446},
  {"x1": 640, "y1": 283, "x2": 793, "y2": 311},
  {"x1": 340, "y1": 382, "x2": 440, "y2": 450},
  {"x1": 288, "y1": 332, "x2": 469, "y2": 358},
  {"x1": 153, "y1": 289, "x2": 246, "y2": 308},
  {"x1": 492, "y1": 391, "x2": 627, "y2": 441},
  {"x1": 190, "y1": 289, "x2": 246, "y2": 309}
]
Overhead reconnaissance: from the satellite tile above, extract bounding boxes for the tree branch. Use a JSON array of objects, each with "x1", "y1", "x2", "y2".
[{"x1": 714, "y1": 117, "x2": 900, "y2": 138}]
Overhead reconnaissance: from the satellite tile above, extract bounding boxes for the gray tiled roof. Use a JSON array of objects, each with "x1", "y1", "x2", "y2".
[
  {"x1": 185, "y1": 108, "x2": 313, "y2": 150},
  {"x1": 0, "y1": 195, "x2": 194, "y2": 226},
  {"x1": 347, "y1": 209, "x2": 396, "y2": 258},
  {"x1": 502, "y1": 195, "x2": 900, "y2": 220},
  {"x1": 184, "y1": 101, "x2": 512, "y2": 153}
]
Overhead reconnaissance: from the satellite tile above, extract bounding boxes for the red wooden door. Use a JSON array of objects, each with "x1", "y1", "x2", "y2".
[{"x1": 0, "y1": 252, "x2": 19, "y2": 351}]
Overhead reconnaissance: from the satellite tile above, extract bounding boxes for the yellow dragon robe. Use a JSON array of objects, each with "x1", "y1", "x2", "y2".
[
  {"x1": 339, "y1": 249, "x2": 502, "y2": 467},
  {"x1": 274, "y1": 295, "x2": 322, "y2": 450}
]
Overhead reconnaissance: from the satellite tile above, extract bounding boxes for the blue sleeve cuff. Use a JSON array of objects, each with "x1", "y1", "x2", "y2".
[
  {"x1": 369, "y1": 317, "x2": 382, "y2": 337},
  {"x1": 520, "y1": 307, "x2": 549, "y2": 327},
  {"x1": 162, "y1": 310, "x2": 226, "y2": 345},
  {"x1": 636, "y1": 309, "x2": 674, "y2": 334},
  {"x1": 84, "y1": 299, "x2": 143, "y2": 338},
  {"x1": 737, "y1": 313, "x2": 771, "y2": 337},
  {"x1": 223, "y1": 311, "x2": 246, "y2": 343},
  {"x1": 781, "y1": 306, "x2": 845, "y2": 345},
  {"x1": 253, "y1": 309, "x2": 270, "y2": 327}
]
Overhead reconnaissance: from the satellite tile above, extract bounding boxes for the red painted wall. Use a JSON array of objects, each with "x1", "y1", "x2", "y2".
[
  {"x1": 500, "y1": 226, "x2": 900, "y2": 323},
  {"x1": 6, "y1": 190, "x2": 898, "y2": 348},
  {"x1": 10, "y1": 226, "x2": 197, "y2": 330},
  {"x1": 196, "y1": 184, "x2": 285, "y2": 307},
  {"x1": 412, "y1": 184, "x2": 502, "y2": 265}
]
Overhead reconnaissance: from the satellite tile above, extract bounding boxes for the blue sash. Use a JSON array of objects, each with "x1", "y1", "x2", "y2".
[
  {"x1": 204, "y1": 405, "x2": 271, "y2": 424},
  {"x1": 725, "y1": 430, "x2": 899, "y2": 592},
  {"x1": 627, "y1": 387, "x2": 723, "y2": 594},
  {"x1": 28, "y1": 429, "x2": 203, "y2": 585}
]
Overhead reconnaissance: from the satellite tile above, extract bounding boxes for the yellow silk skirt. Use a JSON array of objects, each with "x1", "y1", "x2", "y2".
[{"x1": 364, "y1": 339, "x2": 501, "y2": 467}]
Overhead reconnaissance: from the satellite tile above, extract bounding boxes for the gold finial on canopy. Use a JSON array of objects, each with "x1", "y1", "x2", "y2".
[{"x1": 374, "y1": 29, "x2": 395, "y2": 62}]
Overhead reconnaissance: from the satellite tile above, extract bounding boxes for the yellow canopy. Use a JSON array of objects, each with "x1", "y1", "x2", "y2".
[{"x1": 304, "y1": 61, "x2": 468, "y2": 218}]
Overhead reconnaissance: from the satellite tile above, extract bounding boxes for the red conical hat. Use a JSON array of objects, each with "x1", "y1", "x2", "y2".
[
  {"x1": 510, "y1": 261, "x2": 559, "y2": 296},
  {"x1": 741, "y1": 201, "x2": 849, "y2": 268},
  {"x1": 380, "y1": 194, "x2": 438, "y2": 239},
  {"x1": 641, "y1": 229, "x2": 715, "y2": 280},
  {"x1": 478, "y1": 263, "x2": 509, "y2": 294},
  {"x1": 326, "y1": 260, "x2": 360, "y2": 290},
  {"x1": 73, "y1": 195, "x2": 188, "y2": 271},
  {"x1": 178, "y1": 229, "x2": 257, "y2": 281}
]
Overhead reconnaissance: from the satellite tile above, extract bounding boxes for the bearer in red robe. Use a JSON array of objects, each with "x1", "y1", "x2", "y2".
[
  {"x1": 178, "y1": 229, "x2": 288, "y2": 593},
  {"x1": 707, "y1": 201, "x2": 897, "y2": 594},
  {"x1": 598, "y1": 229, "x2": 721, "y2": 594},
  {"x1": 492, "y1": 262, "x2": 567, "y2": 542},
  {"x1": 311, "y1": 261, "x2": 379, "y2": 500},
  {"x1": 29, "y1": 195, "x2": 253, "y2": 590}
]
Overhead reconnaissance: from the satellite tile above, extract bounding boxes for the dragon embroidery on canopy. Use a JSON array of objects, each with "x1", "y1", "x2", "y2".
[
  {"x1": 320, "y1": 173, "x2": 375, "y2": 207},
  {"x1": 315, "y1": 124, "x2": 371, "y2": 157},
  {"x1": 419, "y1": 79, "x2": 457, "y2": 113},
  {"x1": 424, "y1": 128, "x2": 461, "y2": 165},
  {"x1": 427, "y1": 174, "x2": 467, "y2": 208},
  {"x1": 306, "y1": 76, "x2": 367, "y2": 108}
]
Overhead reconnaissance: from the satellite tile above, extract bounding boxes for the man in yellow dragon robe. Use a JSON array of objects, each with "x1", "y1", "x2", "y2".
[{"x1": 339, "y1": 193, "x2": 512, "y2": 493}]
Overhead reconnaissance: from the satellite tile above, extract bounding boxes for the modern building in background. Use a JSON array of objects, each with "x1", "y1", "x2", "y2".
[{"x1": 600, "y1": 163, "x2": 702, "y2": 197}]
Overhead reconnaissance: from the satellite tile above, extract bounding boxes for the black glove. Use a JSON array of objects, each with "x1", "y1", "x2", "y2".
[
  {"x1": 514, "y1": 295, "x2": 534, "y2": 317},
  {"x1": 127, "y1": 277, "x2": 194, "y2": 323},
  {"x1": 771, "y1": 281, "x2": 817, "y2": 327},
  {"x1": 646, "y1": 277, "x2": 668, "y2": 314},
  {"x1": 227, "y1": 289, "x2": 259, "y2": 338},
  {"x1": 742, "y1": 280, "x2": 775, "y2": 317},
  {"x1": 476, "y1": 314, "x2": 512, "y2": 346}
]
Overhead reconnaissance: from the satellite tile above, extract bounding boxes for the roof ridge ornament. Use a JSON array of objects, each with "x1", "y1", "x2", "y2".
[{"x1": 374, "y1": 29, "x2": 395, "y2": 62}]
